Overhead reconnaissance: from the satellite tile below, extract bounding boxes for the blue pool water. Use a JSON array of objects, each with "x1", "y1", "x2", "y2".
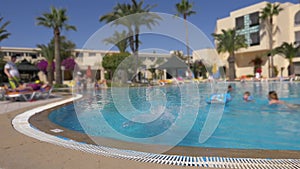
[{"x1": 49, "y1": 82, "x2": 300, "y2": 150}]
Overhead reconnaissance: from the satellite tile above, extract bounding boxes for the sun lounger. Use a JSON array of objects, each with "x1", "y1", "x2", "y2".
[
  {"x1": 34, "y1": 86, "x2": 53, "y2": 99},
  {"x1": 5, "y1": 90, "x2": 36, "y2": 101},
  {"x1": 4, "y1": 85, "x2": 53, "y2": 101}
]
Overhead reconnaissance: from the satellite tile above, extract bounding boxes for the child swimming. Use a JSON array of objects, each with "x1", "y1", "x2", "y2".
[{"x1": 243, "y1": 91, "x2": 254, "y2": 102}]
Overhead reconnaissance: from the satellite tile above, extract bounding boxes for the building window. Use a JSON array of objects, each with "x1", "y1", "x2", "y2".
[
  {"x1": 296, "y1": 31, "x2": 300, "y2": 57},
  {"x1": 89, "y1": 52, "x2": 96, "y2": 57},
  {"x1": 249, "y1": 12, "x2": 259, "y2": 26},
  {"x1": 295, "y1": 11, "x2": 300, "y2": 26},
  {"x1": 29, "y1": 53, "x2": 37, "y2": 59},
  {"x1": 10, "y1": 52, "x2": 22, "y2": 57},
  {"x1": 296, "y1": 31, "x2": 300, "y2": 45},
  {"x1": 76, "y1": 52, "x2": 83, "y2": 57},
  {"x1": 236, "y1": 16, "x2": 244, "y2": 30},
  {"x1": 250, "y1": 32, "x2": 260, "y2": 46}
]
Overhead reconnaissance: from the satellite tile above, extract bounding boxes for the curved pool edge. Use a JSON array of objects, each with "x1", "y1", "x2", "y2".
[{"x1": 12, "y1": 94, "x2": 300, "y2": 168}]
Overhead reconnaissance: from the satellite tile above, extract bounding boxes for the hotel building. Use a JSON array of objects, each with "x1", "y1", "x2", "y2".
[
  {"x1": 0, "y1": 46, "x2": 173, "y2": 81},
  {"x1": 212, "y1": 1, "x2": 300, "y2": 78}
]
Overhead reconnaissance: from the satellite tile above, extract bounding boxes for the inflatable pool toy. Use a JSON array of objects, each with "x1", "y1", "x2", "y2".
[{"x1": 206, "y1": 93, "x2": 232, "y2": 104}]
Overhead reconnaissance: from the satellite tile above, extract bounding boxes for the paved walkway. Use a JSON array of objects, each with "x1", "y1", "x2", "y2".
[
  {"x1": 0, "y1": 96, "x2": 62, "y2": 115},
  {"x1": 0, "y1": 93, "x2": 217, "y2": 169}
]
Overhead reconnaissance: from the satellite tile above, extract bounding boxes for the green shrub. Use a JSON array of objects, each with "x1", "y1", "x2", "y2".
[
  {"x1": 106, "y1": 81, "x2": 111, "y2": 87},
  {"x1": 53, "y1": 83, "x2": 69, "y2": 88}
]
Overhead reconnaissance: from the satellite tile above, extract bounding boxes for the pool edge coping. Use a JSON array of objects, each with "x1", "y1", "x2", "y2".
[{"x1": 12, "y1": 94, "x2": 300, "y2": 168}]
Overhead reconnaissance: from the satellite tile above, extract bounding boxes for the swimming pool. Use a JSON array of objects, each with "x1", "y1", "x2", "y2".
[{"x1": 49, "y1": 82, "x2": 300, "y2": 151}]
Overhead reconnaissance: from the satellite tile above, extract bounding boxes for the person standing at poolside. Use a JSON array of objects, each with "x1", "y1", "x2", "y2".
[
  {"x1": 75, "y1": 72, "x2": 83, "y2": 91},
  {"x1": 86, "y1": 65, "x2": 92, "y2": 85},
  {"x1": 4, "y1": 55, "x2": 20, "y2": 89}
]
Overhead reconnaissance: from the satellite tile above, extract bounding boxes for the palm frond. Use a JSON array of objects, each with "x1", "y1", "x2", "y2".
[
  {"x1": 0, "y1": 16, "x2": 11, "y2": 43},
  {"x1": 36, "y1": 7, "x2": 76, "y2": 32}
]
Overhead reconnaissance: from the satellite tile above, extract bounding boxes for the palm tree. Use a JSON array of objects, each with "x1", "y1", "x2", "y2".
[
  {"x1": 100, "y1": 0, "x2": 159, "y2": 54},
  {"x1": 37, "y1": 44, "x2": 54, "y2": 85},
  {"x1": 131, "y1": 0, "x2": 159, "y2": 54},
  {"x1": 0, "y1": 16, "x2": 11, "y2": 60},
  {"x1": 50, "y1": 36, "x2": 76, "y2": 60},
  {"x1": 0, "y1": 16, "x2": 10, "y2": 43},
  {"x1": 213, "y1": 29, "x2": 247, "y2": 81},
  {"x1": 103, "y1": 30, "x2": 129, "y2": 53},
  {"x1": 101, "y1": 3, "x2": 135, "y2": 53},
  {"x1": 175, "y1": 0, "x2": 196, "y2": 68},
  {"x1": 260, "y1": 2, "x2": 283, "y2": 77},
  {"x1": 274, "y1": 42, "x2": 300, "y2": 76},
  {"x1": 36, "y1": 6, "x2": 76, "y2": 85},
  {"x1": 100, "y1": 0, "x2": 160, "y2": 81}
]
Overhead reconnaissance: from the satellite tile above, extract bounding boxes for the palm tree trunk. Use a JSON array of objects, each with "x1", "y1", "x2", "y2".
[
  {"x1": 128, "y1": 29, "x2": 138, "y2": 81},
  {"x1": 269, "y1": 18, "x2": 275, "y2": 78},
  {"x1": 268, "y1": 54, "x2": 271, "y2": 77},
  {"x1": 290, "y1": 60, "x2": 295, "y2": 76},
  {"x1": 128, "y1": 29, "x2": 135, "y2": 53},
  {"x1": 135, "y1": 27, "x2": 139, "y2": 53},
  {"x1": 134, "y1": 27, "x2": 140, "y2": 81},
  {"x1": 127, "y1": 29, "x2": 136, "y2": 81},
  {"x1": 47, "y1": 62, "x2": 54, "y2": 85},
  {"x1": 227, "y1": 54, "x2": 236, "y2": 81},
  {"x1": 54, "y1": 29, "x2": 62, "y2": 84},
  {"x1": 184, "y1": 17, "x2": 190, "y2": 69},
  {"x1": 270, "y1": 56, "x2": 274, "y2": 77}
]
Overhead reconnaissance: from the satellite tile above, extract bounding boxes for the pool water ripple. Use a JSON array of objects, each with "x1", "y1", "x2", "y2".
[{"x1": 49, "y1": 82, "x2": 300, "y2": 150}]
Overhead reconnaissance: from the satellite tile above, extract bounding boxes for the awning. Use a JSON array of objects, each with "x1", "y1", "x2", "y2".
[
  {"x1": 156, "y1": 56, "x2": 188, "y2": 78},
  {"x1": 156, "y1": 56, "x2": 188, "y2": 69},
  {"x1": 17, "y1": 59, "x2": 39, "y2": 72}
]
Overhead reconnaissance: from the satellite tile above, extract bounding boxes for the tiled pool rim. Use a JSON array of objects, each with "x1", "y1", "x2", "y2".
[{"x1": 12, "y1": 94, "x2": 300, "y2": 168}]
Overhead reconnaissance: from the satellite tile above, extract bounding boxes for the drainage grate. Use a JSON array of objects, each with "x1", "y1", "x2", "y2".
[{"x1": 12, "y1": 96, "x2": 300, "y2": 168}]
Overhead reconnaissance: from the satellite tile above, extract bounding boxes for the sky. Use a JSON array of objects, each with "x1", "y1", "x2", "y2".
[{"x1": 0, "y1": 0, "x2": 299, "y2": 54}]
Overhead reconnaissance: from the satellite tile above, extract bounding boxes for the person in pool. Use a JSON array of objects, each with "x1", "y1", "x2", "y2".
[
  {"x1": 243, "y1": 91, "x2": 254, "y2": 102},
  {"x1": 227, "y1": 85, "x2": 233, "y2": 93},
  {"x1": 226, "y1": 85, "x2": 233, "y2": 101},
  {"x1": 268, "y1": 90, "x2": 300, "y2": 109},
  {"x1": 207, "y1": 85, "x2": 232, "y2": 104},
  {"x1": 268, "y1": 91, "x2": 285, "y2": 105}
]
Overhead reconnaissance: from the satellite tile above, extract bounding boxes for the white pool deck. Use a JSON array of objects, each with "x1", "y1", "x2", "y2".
[
  {"x1": 1, "y1": 93, "x2": 300, "y2": 169},
  {"x1": 0, "y1": 97, "x2": 62, "y2": 115},
  {"x1": 0, "y1": 94, "x2": 217, "y2": 169}
]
